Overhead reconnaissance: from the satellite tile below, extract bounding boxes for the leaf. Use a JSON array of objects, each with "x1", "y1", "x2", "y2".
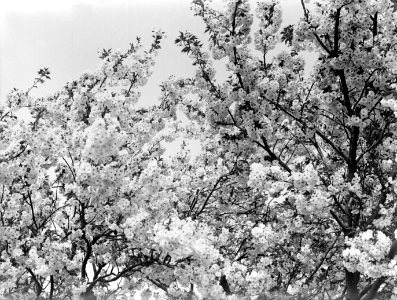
[{"x1": 281, "y1": 24, "x2": 294, "y2": 46}]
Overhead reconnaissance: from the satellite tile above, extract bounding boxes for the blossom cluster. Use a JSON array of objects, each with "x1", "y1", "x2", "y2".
[
  {"x1": 151, "y1": 217, "x2": 220, "y2": 263},
  {"x1": 343, "y1": 230, "x2": 397, "y2": 278}
]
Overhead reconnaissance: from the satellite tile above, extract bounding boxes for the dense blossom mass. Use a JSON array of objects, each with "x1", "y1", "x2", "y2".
[{"x1": 2, "y1": 0, "x2": 397, "y2": 299}]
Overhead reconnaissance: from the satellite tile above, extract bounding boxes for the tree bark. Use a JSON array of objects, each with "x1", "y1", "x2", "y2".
[
  {"x1": 81, "y1": 290, "x2": 97, "y2": 300},
  {"x1": 220, "y1": 275, "x2": 232, "y2": 295},
  {"x1": 345, "y1": 270, "x2": 360, "y2": 300}
]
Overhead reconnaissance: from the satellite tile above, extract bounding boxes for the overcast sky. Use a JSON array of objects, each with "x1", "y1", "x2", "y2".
[{"x1": 0, "y1": 0, "x2": 305, "y2": 107}]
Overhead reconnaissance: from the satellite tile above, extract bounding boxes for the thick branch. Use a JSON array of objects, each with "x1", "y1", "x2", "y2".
[
  {"x1": 255, "y1": 136, "x2": 292, "y2": 173},
  {"x1": 26, "y1": 267, "x2": 43, "y2": 297},
  {"x1": 220, "y1": 275, "x2": 232, "y2": 295},
  {"x1": 147, "y1": 277, "x2": 168, "y2": 292}
]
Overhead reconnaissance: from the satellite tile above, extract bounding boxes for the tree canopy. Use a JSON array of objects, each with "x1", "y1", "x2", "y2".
[{"x1": 1, "y1": 0, "x2": 397, "y2": 299}]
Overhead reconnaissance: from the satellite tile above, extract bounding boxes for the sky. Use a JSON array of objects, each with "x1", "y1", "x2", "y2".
[{"x1": 0, "y1": 0, "x2": 306, "y2": 108}]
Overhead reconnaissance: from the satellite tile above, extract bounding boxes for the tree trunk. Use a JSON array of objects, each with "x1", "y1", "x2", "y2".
[
  {"x1": 345, "y1": 270, "x2": 360, "y2": 300},
  {"x1": 81, "y1": 290, "x2": 97, "y2": 300}
]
